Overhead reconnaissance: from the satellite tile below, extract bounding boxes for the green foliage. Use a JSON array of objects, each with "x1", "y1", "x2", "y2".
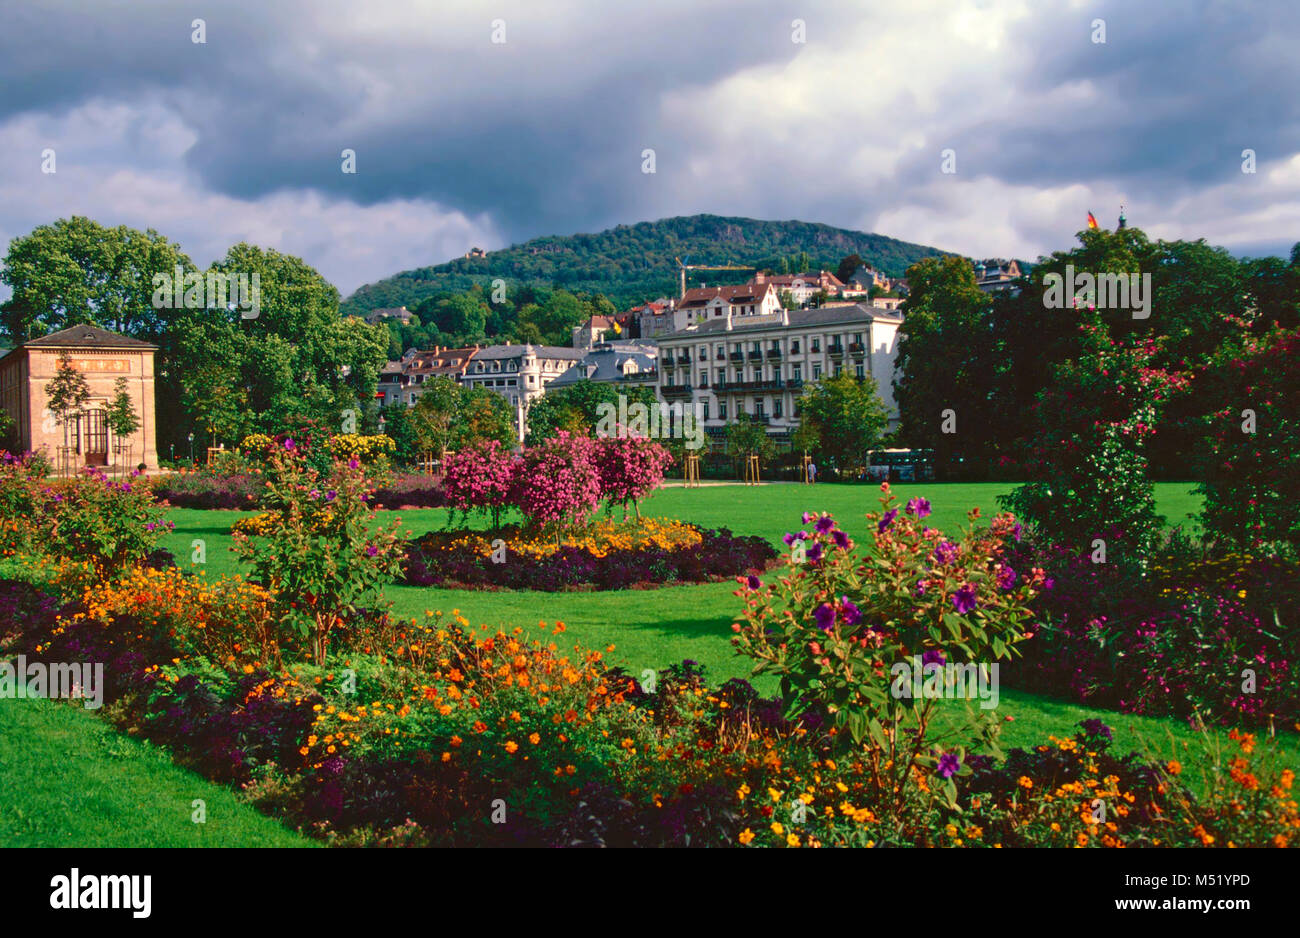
[
  {"x1": 895, "y1": 256, "x2": 996, "y2": 469},
  {"x1": 39, "y1": 470, "x2": 173, "y2": 574},
  {"x1": 0, "y1": 216, "x2": 194, "y2": 342},
  {"x1": 999, "y1": 317, "x2": 1188, "y2": 560},
  {"x1": 796, "y1": 372, "x2": 890, "y2": 469},
  {"x1": 724, "y1": 414, "x2": 774, "y2": 460},
  {"x1": 43, "y1": 351, "x2": 91, "y2": 431},
  {"x1": 106, "y1": 376, "x2": 141, "y2": 441},
  {"x1": 1193, "y1": 325, "x2": 1300, "y2": 549},
  {"x1": 340, "y1": 215, "x2": 952, "y2": 316},
  {"x1": 525, "y1": 380, "x2": 656, "y2": 444}
]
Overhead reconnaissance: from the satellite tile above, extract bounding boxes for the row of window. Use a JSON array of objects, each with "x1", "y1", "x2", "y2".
[
  {"x1": 673, "y1": 361, "x2": 869, "y2": 388},
  {"x1": 664, "y1": 331, "x2": 869, "y2": 364}
]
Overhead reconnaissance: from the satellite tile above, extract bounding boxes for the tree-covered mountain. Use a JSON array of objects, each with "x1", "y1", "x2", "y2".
[{"x1": 340, "y1": 214, "x2": 957, "y2": 316}]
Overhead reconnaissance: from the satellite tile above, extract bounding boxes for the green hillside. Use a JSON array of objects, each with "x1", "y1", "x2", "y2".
[{"x1": 341, "y1": 214, "x2": 957, "y2": 315}]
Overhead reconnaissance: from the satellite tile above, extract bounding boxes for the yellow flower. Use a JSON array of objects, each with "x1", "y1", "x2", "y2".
[
  {"x1": 770, "y1": 822, "x2": 784, "y2": 836},
  {"x1": 738, "y1": 829, "x2": 755, "y2": 845},
  {"x1": 504, "y1": 740, "x2": 519, "y2": 754}
]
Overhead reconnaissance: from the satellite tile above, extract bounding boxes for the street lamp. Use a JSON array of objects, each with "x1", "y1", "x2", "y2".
[{"x1": 187, "y1": 432, "x2": 195, "y2": 463}]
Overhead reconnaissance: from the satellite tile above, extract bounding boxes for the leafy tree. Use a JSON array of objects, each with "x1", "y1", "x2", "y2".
[
  {"x1": 796, "y1": 372, "x2": 890, "y2": 471},
  {"x1": 105, "y1": 376, "x2": 141, "y2": 449},
  {"x1": 893, "y1": 256, "x2": 996, "y2": 473},
  {"x1": 1, "y1": 216, "x2": 194, "y2": 341},
  {"x1": 524, "y1": 380, "x2": 656, "y2": 444},
  {"x1": 836, "y1": 254, "x2": 864, "y2": 284},
  {"x1": 44, "y1": 352, "x2": 91, "y2": 451},
  {"x1": 725, "y1": 414, "x2": 774, "y2": 462}
]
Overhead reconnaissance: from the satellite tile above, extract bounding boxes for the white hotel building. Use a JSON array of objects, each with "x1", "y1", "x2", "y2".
[{"x1": 654, "y1": 302, "x2": 903, "y2": 446}]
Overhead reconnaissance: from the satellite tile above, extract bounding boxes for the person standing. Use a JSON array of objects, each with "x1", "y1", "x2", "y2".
[{"x1": 807, "y1": 460, "x2": 817, "y2": 483}]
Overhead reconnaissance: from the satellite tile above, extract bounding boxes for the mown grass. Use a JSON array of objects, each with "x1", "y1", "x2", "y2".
[{"x1": 0, "y1": 695, "x2": 311, "y2": 847}]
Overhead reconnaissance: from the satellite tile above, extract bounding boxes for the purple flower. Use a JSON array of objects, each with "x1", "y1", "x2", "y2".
[
  {"x1": 365, "y1": 545, "x2": 379, "y2": 557},
  {"x1": 877, "y1": 509, "x2": 899, "y2": 533},
  {"x1": 782, "y1": 532, "x2": 797, "y2": 547},
  {"x1": 348, "y1": 457, "x2": 360, "y2": 470},
  {"x1": 951, "y1": 583, "x2": 978, "y2": 615},
  {"x1": 806, "y1": 542, "x2": 824, "y2": 562},
  {"x1": 1012, "y1": 522, "x2": 1023, "y2": 543},
  {"x1": 815, "y1": 515, "x2": 835, "y2": 534},
  {"x1": 914, "y1": 579, "x2": 927, "y2": 596},
  {"x1": 906, "y1": 497, "x2": 931, "y2": 518},
  {"x1": 144, "y1": 521, "x2": 157, "y2": 532},
  {"x1": 325, "y1": 490, "x2": 337, "y2": 502},
  {"x1": 746, "y1": 575, "x2": 761, "y2": 591},
  {"x1": 813, "y1": 603, "x2": 836, "y2": 632},
  {"x1": 283, "y1": 438, "x2": 296, "y2": 451},
  {"x1": 1079, "y1": 719, "x2": 1112, "y2": 741},
  {"x1": 996, "y1": 566, "x2": 1017, "y2": 590},
  {"x1": 832, "y1": 529, "x2": 850, "y2": 550},
  {"x1": 796, "y1": 531, "x2": 810, "y2": 542},
  {"x1": 921, "y1": 648, "x2": 946, "y2": 667},
  {"x1": 933, "y1": 540, "x2": 958, "y2": 565},
  {"x1": 937, "y1": 752, "x2": 962, "y2": 779},
  {"x1": 801, "y1": 511, "x2": 816, "y2": 524},
  {"x1": 841, "y1": 597, "x2": 861, "y2": 627}
]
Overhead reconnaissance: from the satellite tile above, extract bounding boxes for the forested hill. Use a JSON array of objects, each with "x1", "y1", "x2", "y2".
[{"x1": 340, "y1": 214, "x2": 956, "y2": 315}]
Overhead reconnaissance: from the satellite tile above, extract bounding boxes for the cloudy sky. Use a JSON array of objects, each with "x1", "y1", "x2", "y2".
[{"x1": 2, "y1": 0, "x2": 1298, "y2": 301}]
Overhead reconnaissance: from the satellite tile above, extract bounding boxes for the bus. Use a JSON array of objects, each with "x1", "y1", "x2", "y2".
[{"x1": 866, "y1": 448, "x2": 936, "y2": 483}]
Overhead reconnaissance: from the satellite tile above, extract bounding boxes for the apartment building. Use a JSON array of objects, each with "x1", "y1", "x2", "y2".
[
  {"x1": 674, "y1": 283, "x2": 782, "y2": 330},
  {"x1": 460, "y1": 343, "x2": 586, "y2": 441},
  {"x1": 377, "y1": 345, "x2": 479, "y2": 407},
  {"x1": 655, "y1": 303, "x2": 903, "y2": 446}
]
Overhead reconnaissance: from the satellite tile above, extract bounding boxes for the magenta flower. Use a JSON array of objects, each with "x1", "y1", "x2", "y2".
[
  {"x1": 814, "y1": 515, "x2": 835, "y2": 534},
  {"x1": 840, "y1": 597, "x2": 862, "y2": 627},
  {"x1": 906, "y1": 497, "x2": 931, "y2": 518},
  {"x1": 934, "y1": 541, "x2": 958, "y2": 565},
  {"x1": 283, "y1": 438, "x2": 296, "y2": 451},
  {"x1": 951, "y1": 584, "x2": 978, "y2": 615},
  {"x1": 746, "y1": 575, "x2": 761, "y2": 591},
  {"x1": 937, "y1": 752, "x2": 961, "y2": 779},
  {"x1": 832, "y1": 529, "x2": 850, "y2": 550},
  {"x1": 997, "y1": 566, "x2": 1017, "y2": 590},
  {"x1": 878, "y1": 508, "x2": 898, "y2": 532},
  {"x1": 813, "y1": 603, "x2": 836, "y2": 631}
]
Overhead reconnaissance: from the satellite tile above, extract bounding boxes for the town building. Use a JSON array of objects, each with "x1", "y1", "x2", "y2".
[
  {"x1": 751, "y1": 270, "x2": 848, "y2": 305},
  {"x1": 974, "y1": 259, "x2": 1023, "y2": 294},
  {"x1": 654, "y1": 303, "x2": 903, "y2": 448},
  {"x1": 674, "y1": 283, "x2": 782, "y2": 331},
  {"x1": 377, "y1": 345, "x2": 480, "y2": 407},
  {"x1": 633, "y1": 299, "x2": 677, "y2": 339},
  {"x1": 460, "y1": 344, "x2": 586, "y2": 441},
  {"x1": 364, "y1": 306, "x2": 415, "y2": 325},
  {"x1": 571, "y1": 314, "x2": 636, "y2": 349},
  {"x1": 0, "y1": 324, "x2": 159, "y2": 469},
  {"x1": 550, "y1": 340, "x2": 659, "y2": 391}
]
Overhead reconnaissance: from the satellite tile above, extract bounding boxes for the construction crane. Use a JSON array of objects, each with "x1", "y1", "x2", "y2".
[{"x1": 675, "y1": 256, "x2": 755, "y2": 299}]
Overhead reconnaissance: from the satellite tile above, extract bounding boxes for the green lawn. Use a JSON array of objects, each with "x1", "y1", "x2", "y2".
[{"x1": 0, "y1": 695, "x2": 311, "y2": 847}]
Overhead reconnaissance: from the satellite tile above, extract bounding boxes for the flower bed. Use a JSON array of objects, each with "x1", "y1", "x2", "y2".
[
  {"x1": 1004, "y1": 538, "x2": 1299, "y2": 727},
  {"x1": 401, "y1": 518, "x2": 776, "y2": 591},
  {"x1": 4, "y1": 571, "x2": 1295, "y2": 847}
]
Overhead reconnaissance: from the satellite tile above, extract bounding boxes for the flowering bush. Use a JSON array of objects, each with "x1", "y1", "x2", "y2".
[
  {"x1": 511, "y1": 431, "x2": 601, "y2": 536},
  {"x1": 441, "y1": 439, "x2": 517, "y2": 530},
  {"x1": 37, "y1": 468, "x2": 175, "y2": 574},
  {"x1": 732, "y1": 486, "x2": 1043, "y2": 813},
  {"x1": 232, "y1": 447, "x2": 407, "y2": 664},
  {"x1": 0, "y1": 451, "x2": 51, "y2": 556},
  {"x1": 151, "y1": 463, "x2": 265, "y2": 509},
  {"x1": 1001, "y1": 320, "x2": 1188, "y2": 562},
  {"x1": 1193, "y1": 325, "x2": 1300, "y2": 550},
  {"x1": 326, "y1": 433, "x2": 396, "y2": 465},
  {"x1": 591, "y1": 436, "x2": 672, "y2": 520},
  {"x1": 1005, "y1": 537, "x2": 1298, "y2": 726}
]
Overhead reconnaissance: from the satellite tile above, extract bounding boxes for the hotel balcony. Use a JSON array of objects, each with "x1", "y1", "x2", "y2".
[
  {"x1": 661, "y1": 383, "x2": 692, "y2": 398},
  {"x1": 849, "y1": 342, "x2": 865, "y2": 357},
  {"x1": 828, "y1": 344, "x2": 845, "y2": 357},
  {"x1": 765, "y1": 347, "x2": 783, "y2": 359},
  {"x1": 747, "y1": 350, "x2": 763, "y2": 361}
]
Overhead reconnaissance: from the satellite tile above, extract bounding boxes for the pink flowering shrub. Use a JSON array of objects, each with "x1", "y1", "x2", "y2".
[
  {"x1": 732, "y1": 485, "x2": 1043, "y2": 807},
  {"x1": 511, "y1": 431, "x2": 602, "y2": 535},
  {"x1": 1001, "y1": 318, "x2": 1188, "y2": 561},
  {"x1": 592, "y1": 436, "x2": 672, "y2": 519},
  {"x1": 441, "y1": 439, "x2": 518, "y2": 531}
]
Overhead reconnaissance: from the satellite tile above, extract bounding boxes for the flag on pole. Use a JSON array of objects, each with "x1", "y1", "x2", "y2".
[{"x1": 1087, "y1": 211, "x2": 1099, "y2": 230}]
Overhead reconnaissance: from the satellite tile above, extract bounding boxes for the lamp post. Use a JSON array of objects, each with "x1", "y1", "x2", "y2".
[{"x1": 187, "y1": 432, "x2": 194, "y2": 464}]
